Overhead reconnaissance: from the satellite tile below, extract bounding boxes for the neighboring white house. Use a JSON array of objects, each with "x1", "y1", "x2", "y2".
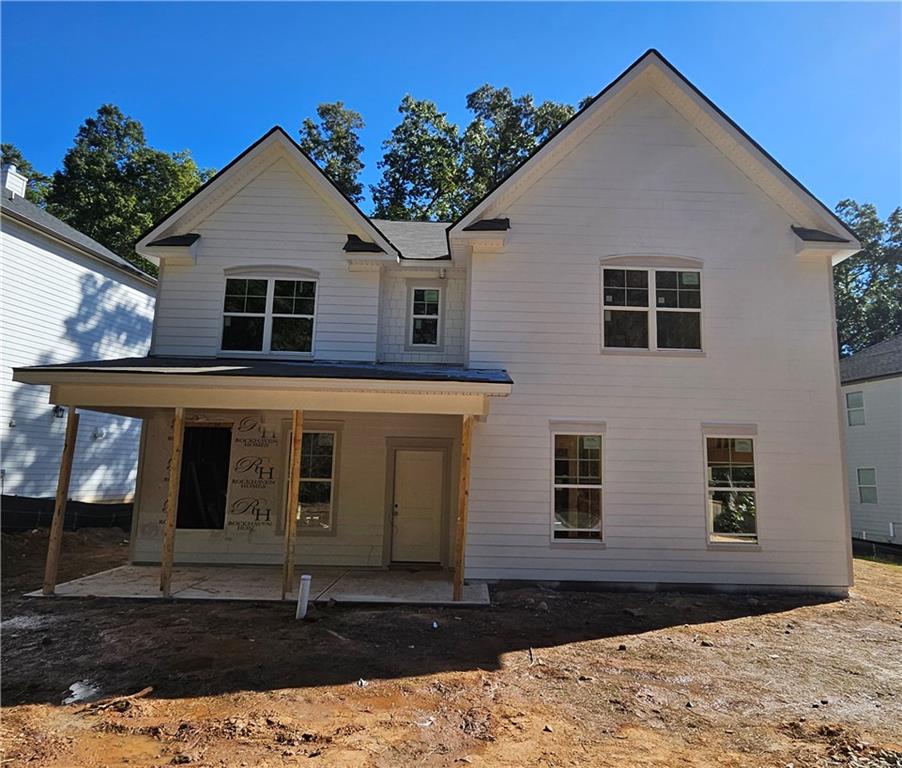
[
  {"x1": 1, "y1": 164, "x2": 156, "y2": 504},
  {"x1": 840, "y1": 333, "x2": 902, "y2": 546},
  {"x1": 15, "y1": 50, "x2": 863, "y2": 594}
]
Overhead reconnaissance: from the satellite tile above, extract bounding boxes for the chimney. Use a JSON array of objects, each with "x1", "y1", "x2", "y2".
[{"x1": 1, "y1": 164, "x2": 28, "y2": 199}]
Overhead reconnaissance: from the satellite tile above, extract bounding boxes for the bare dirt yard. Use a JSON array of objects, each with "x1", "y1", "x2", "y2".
[{"x1": 1, "y1": 528, "x2": 900, "y2": 767}]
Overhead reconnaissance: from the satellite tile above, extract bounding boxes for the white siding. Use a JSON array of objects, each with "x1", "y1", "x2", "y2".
[
  {"x1": 463, "y1": 85, "x2": 850, "y2": 588},
  {"x1": 843, "y1": 378, "x2": 902, "y2": 544},
  {"x1": 152, "y1": 159, "x2": 380, "y2": 361},
  {"x1": 0, "y1": 218, "x2": 155, "y2": 501},
  {"x1": 132, "y1": 409, "x2": 460, "y2": 566},
  {"x1": 378, "y1": 269, "x2": 466, "y2": 364}
]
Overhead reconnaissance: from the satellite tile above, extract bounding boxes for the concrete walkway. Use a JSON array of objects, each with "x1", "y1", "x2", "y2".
[{"x1": 27, "y1": 565, "x2": 490, "y2": 606}]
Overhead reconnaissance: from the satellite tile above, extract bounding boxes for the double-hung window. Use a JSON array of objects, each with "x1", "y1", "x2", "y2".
[
  {"x1": 705, "y1": 437, "x2": 758, "y2": 544},
  {"x1": 857, "y1": 468, "x2": 878, "y2": 504},
  {"x1": 411, "y1": 287, "x2": 441, "y2": 346},
  {"x1": 603, "y1": 268, "x2": 702, "y2": 351},
  {"x1": 221, "y1": 277, "x2": 316, "y2": 354},
  {"x1": 298, "y1": 432, "x2": 337, "y2": 531},
  {"x1": 846, "y1": 392, "x2": 865, "y2": 426},
  {"x1": 552, "y1": 433, "x2": 603, "y2": 540}
]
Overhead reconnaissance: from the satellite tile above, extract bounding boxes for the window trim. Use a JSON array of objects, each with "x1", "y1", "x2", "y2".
[
  {"x1": 406, "y1": 282, "x2": 444, "y2": 350},
  {"x1": 856, "y1": 467, "x2": 878, "y2": 505},
  {"x1": 550, "y1": 426, "x2": 605, "y2": 544},
  {"x1": 601, "y1": 266, "x2": 704, "y2": 353},
  {"x1": 219, "y1": 275, "x2": 318, "y2": 358},
  {"x1": 845, "y1": 391, "x2": 865, "y2": 426},
  {"x1": 702, "y1": 429, "x2": 761, "y2": 550}
]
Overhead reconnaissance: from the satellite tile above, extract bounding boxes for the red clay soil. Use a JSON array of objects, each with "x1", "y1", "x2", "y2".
[{"x1": 1, "y1": 528, "x2": 900, "y2": 767}]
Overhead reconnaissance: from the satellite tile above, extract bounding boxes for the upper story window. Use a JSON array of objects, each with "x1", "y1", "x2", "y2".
[
  {"x1": 411, "y1": 287, "x2": 441, "y2": 346},
  {"x1": 221, "y1": 277, "x2": 316, "y2": 354},
  {"x1": 846, "y1": 391, "x2": 865, "y2": 426},
  {"x1": 603, "y1": 268, "x2": 702, "y2": 351}
]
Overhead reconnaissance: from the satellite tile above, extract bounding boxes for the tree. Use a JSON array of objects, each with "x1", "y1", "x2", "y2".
[
  {"x1": 0, "y1": 143, "x2": 52, "y2": 205},
  {"x1": 45, "y1": 104, "x2": 209, "y2": 275},
  {"x1": 371, "y1": 96, "x2": 465, "y2": 221},
  {"x1": 461, "y1": 85, "x2": 575, "y2": 205},
  {"x1": 833, "y1": 200, "x2": 902, "y2": 356},
  {"x1": 298, "y1": 102, "x2": 365, "y2": 202}
]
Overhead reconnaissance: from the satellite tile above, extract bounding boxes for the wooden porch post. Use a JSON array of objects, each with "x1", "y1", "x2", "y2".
[
  {"x1": 159, "y1": 407, "x2": 185, "y2": 597},
  {"x1": 42, "y1": 407, "x2": 80, "y2": 596},
  {"x1": 282, "y1": 409, "x2": 304, "y2": 599},
  {"x1": 453, "y1": 415, "x2": 474, "y2": 601}
]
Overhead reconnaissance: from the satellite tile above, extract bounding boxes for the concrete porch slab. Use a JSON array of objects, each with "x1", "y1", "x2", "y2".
[{"x1": 27, "y1": 565, "x2": 490, "y2": 606}]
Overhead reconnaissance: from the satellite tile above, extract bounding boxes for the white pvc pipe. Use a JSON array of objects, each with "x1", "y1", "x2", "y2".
[{"x1": 295, "y1": 574, "x2": 312, "y2": 619}]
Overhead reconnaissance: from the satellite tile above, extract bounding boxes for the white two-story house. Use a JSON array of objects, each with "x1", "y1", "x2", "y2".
[{"x1": 15, "y1": 50, "x2": 861, "y2": 598}]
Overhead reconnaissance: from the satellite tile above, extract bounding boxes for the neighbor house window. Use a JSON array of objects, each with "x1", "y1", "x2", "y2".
[
  {"x1": 603, "y1": 268, "x2": 701, "y2": 350},
  {"x1": 846, "y1": 391, "x2": 865, "y2": 426},
  {"x1": 552, "y1": 433, "x2": 603, "y2": 540},
  {"x1": 857, "y1": 468, "x2": 878, "y2": 504},
  {"x1": 706, "y1": 437, "x2": 758, "y2": 544},
  {"x1": 221, "y1": 277, "x2": 316, "y2": 354},
  {"x1": 298, "y1": 432, "x2": 336, "y2": 531},
  {"x1": 411, "y1": 287, "x2": 441, "y2": 346}
]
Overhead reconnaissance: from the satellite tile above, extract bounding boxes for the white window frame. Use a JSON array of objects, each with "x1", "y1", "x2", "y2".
[
  {"x1": 845, "y1": 391, "x2": 865, "y2": 426},
  {"x1": 220, "y1": 276, "x2": 318, "y2": 357},
  {"x1": 602, "y1": 267, "x2": 703, "y2": 352},
  {"x1": 298, "y1": 429, "x2": 339, "y2": 534},
  {"x1": 550, "y1": 428, "x2": 604, "y2": 543},
  {"x1": 409, "y1": 285, "x2": 443, "y2": 348},
  {"x1": 703, "y1": 430, "x2": 760, "y2": 547},
  {"x1": 857, "y1": 467, "x2": 878, "y2": 504}
]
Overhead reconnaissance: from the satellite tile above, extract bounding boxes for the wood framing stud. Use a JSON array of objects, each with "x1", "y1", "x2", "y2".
[
  {"x1": 159, "y1": 407, "x2": 186, "y2": 596},
  {"x1": 42, "y1": 407, "x2": 80, "y2": 596},
  {"x1": 453, "y1": 415, "x2": 473, "y2": 601},
  {"x1": 282, "y1": 410, "x2": 303, "y2": 599}
]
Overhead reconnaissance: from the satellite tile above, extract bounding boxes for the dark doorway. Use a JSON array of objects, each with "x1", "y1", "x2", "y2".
[{"x1": 177, "y1": 426, "x2": 232, "y2": 529}]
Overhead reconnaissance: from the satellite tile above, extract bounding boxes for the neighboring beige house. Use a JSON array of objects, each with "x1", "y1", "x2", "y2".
[
  {"x1": 840, "y1": 334, "x2": 902, "y2": 547},
  {"x1": 15, "y1": 50, "x2": 862, "y2": 597}
]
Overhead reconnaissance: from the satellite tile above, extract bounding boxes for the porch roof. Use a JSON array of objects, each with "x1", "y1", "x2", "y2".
[{"x1": 13, "y1": 356, "x2": 512, "y2": 417}]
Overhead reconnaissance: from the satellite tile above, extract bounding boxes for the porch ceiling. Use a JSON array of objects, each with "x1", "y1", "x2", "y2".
[{"x1": 13, "y1": 356, "x2": 512, "y2": 417}]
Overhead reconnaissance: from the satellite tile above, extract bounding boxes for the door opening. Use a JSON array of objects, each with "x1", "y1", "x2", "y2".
[{"x1": 177, "y1": 426, "x2": 232, "y2": 529}]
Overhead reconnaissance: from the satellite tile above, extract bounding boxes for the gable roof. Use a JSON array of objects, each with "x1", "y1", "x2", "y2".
[
  {"x1": 135, "y1": 126, "x2": 399, "y2": 262},
  {"x1": 448, "y1": 49, "x2": 860, "y2": 250},
  {"x1": 840, "y1": 334, "x2": 902, "y2": 384},
  {"x1": 0, "y1": 193, "x2": 155, "y2": 285}
]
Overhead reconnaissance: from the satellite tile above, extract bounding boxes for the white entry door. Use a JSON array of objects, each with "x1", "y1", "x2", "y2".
[{"x1": 391, "y1": 449, "x2": 444, "y2": 562}]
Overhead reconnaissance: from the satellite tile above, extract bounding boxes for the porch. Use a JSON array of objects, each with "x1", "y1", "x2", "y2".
[
  {"x1": 25, "y1": 564, "x2": 490, "y2": 606},
  {"x1": 12, "y1": 356, "x2": 512, "y2": 603}
]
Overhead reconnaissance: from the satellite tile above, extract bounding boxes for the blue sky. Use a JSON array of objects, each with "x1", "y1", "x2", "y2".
[{"x1": 2, "y1": 2, "x2": 900, "y2": 216}]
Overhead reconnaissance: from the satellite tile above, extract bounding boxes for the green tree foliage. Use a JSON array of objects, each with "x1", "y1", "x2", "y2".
[
  {"x1": 298, "y1": 102, "x2": 365, "y2": 203},
  {"x1": 0, "y1": 143, "x2": 52, "y2": 205},
  {"x1": 371, "y1": 96, "x2": 465, "y2": 221},
  {"x1": 371, "y1": 86, "x2": 577, "y2": 220},
  {"x1": 833, "y1": 200, "x2": 902, "y2": 356},
  {"x1": 45, "y1": 105, "x2": 210, "y2": 275}
]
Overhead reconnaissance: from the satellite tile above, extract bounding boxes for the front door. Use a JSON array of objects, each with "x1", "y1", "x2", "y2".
[{"x1": 391, "y1": 449, "x2": 444, "y2": 562}]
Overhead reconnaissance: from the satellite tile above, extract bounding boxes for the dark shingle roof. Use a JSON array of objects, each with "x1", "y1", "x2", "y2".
[
  {"x1": 791, "y1": 226, "x2": 850, "y2": 244},
  {"x1": 840, "y1": 334, "x2": 902, "y2": 384},
  {"x1": 343, "y1": 234, "x2": 384, "y2": 253},
  {"x1": 1, "y1": 193, "x2": 155, "y2": 283},
  {"x1": 370, "y1": 219, "x2": 450, "y2": 261},
  {"x1": 15, "y1": 356, "x2": 513, "y2": 386}
]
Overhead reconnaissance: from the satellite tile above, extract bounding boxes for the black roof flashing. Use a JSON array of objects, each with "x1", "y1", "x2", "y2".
[
  {"x1": 791, "y1": 226, "x2": 850, "y2": 244},
  {"x1": 463, "y1": 218, "x2": 510, "y2": 232},
  {"x1": 343, "y1": 234, "x2": 385, "y2": 253}
]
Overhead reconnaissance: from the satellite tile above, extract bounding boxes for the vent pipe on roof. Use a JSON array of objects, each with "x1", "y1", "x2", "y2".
[{"x1": 1, "y1": 164, "x2": 28, "y2": 200}]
